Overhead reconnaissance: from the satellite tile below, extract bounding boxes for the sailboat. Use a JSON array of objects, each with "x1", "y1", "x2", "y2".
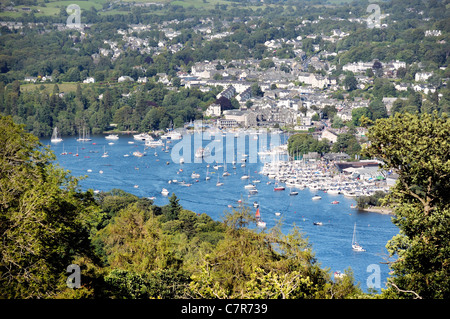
[
  {"x1": 205, "y1": 165, "x2": 211, "y2": 180},
  {"x1": 222, "y1": 162, "x2": 230, "y2": 176},
  {"x1": 77, "y1": 126, "x2": 92, "y2": 142},
  {"x1": 60, "y1": 144, "x2": 67, "y2": 155},
  {"x1": 101, "y1": 146, "x2": 108, "y2": 158},
  {"x1": 352, "y1": 223, "x2": 365, "y2": 252},
  {"x1": 216, "y1": 174, "x2": 224, "y2": 186},
  {"x1": 255, "y1": 208, "x2": 266, "y2": 228},
  {"x1": 240, "y1": 164, "x2": 249, "y2": 180},
  {"x1": 74, "y1": 147, "x2": 79, "y2": 157},
  {"x1": 51, "y1": 127, "x2": 63, "y2": 143}
]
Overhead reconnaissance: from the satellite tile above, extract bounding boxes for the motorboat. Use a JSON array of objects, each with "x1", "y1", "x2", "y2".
[
  {"x1": 161, "y1": 131, "x2": 182, "y2": 140},
  {"x1": 273, "y1": 186, "x2": 285, "y2": 191},
  {"x1": 133, "y1": 133, "x2": 152, "y2": 140},
  {"x1": 161, "y1": 188, "x2": 169, "y2": 196},
  {"x1": 105, "y1": 134, "x2": 119, "y2": 140},
  {"x1": 313, "y1": 222, "x2": 323, "y2": 226},
  {"x1": 145, "y1": 139, "x2": 164, "y2": 147},
  {"x1": 133, "y1": 151, "x2": 144, "y2": 157},
  {"x1": 312, "y1": 195, "x2": 322, "y2": 200},
  {"x1": 334, "y1": 271, "x2": 346, "y2": 279},
  {"x1": 191, "y1": 172, "x2": 200, "y2": 179},
  {"x1": 195, "y1": 147, "x2": 211, "y2": 158}
]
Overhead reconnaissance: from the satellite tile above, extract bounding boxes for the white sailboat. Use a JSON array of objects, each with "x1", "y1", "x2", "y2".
[
  {"x1": 51, "y1": 127, "x2": 63, "y2": 143},
  {"x1": 352, "y1": 223, "x2": 365, "y2": 252},
  {"x1": 240, "y1": 164, "x2": 249, "y2": 180},
  {"x1": 77, "y1": 126, "x2": 91, "y2": 142},
  {"x1": 222, "y1": 162, "x2": 230, "y2": 176},
  {"x1": 205, "y1": 165, "x2": 211, "y2": 180},
  {"x1": 216, "y1": 174, "x2": 224, "y2": 186},
  {"x1": 101, "y1": 146, "x2": 108, "y2": 158}
]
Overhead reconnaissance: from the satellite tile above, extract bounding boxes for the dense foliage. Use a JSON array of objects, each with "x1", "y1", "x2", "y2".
[
  {"x1": 0, "y1": 81, "x2": 219, "y2": 137},
  {"x1": 363, "y1": 112, "x2": 450, "y2": 299}
]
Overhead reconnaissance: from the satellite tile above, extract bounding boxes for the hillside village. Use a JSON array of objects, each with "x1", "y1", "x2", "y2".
[{"x1": 3, "y1": 8, "x2": 447, "y2": 149}]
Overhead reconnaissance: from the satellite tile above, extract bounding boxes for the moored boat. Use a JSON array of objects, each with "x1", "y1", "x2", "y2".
[
  {"x1": 105, "y1": 134, "x2": 119, "y2": 140},
  {"x1": 51, "y1": 127, "x2": 63, "y2": 143}
]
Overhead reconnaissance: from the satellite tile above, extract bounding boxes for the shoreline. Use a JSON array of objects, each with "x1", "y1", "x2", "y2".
[{"x1": 358, "y1": 206, "x2": 394, "y2": 215}]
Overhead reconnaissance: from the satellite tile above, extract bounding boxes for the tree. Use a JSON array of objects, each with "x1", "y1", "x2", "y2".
[
  {"x1": 161, "y1": 193, "x2": 182, "y2": 222},
  {"x1": 0, "y1": 115, "x2": 99, "y2": 298},
  {"x1": 343, "y1": 73, "x2": 358, "y2": 91},
  {"x1": 362, "y1": 112, "x2": 450, "y2": 299},
  {"x1": 259, "y1": 58, "x2": 275, "y2": 69},
  {"x1": 288, "y1": 133, "x2": 330, "y2": 158},
  {"x1": 189, "y1": 206, "x2": 363, "y2": 299},
  {"x1": 368, "y1": 99, "x2": 388, "y2": 120},
  {"x1": 372, "y1": 60, "x2": 383, "y2": 77},
  {"x1": 331, "y1": 133, "x2": 361, "y2": 156},
  {"x1": 251, "y1": 83, "x2": 264, "y2": 97},
  {"x1": 352, "y1": 107, "x2": 371, "y2": 126},
  {"x1": 96, "y1": 202, "x2": 171, "y2": 273}
]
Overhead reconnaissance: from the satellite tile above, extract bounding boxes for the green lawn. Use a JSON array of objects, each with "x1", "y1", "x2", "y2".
[{"x1": 21, "y1": 82, "x2": 83, "y2": 94}]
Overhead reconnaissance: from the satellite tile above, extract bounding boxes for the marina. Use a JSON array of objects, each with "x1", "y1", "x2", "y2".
[{"x1": 42, "y1": 129, "x2": 398, "y2": 292}]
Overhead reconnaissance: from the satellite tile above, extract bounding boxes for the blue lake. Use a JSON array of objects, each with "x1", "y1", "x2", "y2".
[{"x1": 42, "y1": 132, "x2": 399, "y2": 293}]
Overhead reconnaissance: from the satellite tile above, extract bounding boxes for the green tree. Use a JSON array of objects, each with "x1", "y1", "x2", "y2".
[
  {"x1": 251, "y1": 83, "x2": 264, "y2": 97},
  {"x1": 189, "y1": 206, "x2": 363, "y2": 299},
  {"x1": 368, "y1": 99, "x2": 388, "y2": 120},
  {"x1": 352, "y1": 107, "x2": 371, "y2": 126},
  {"x1": 161, "y1": 193, "x2": 182, "y2": 222},
  {"x1": 343, "y1": 73, "x2": 358, "y2": 91},
  {"x1": 363, "y1": 112, "x2": 450, "y2": 299},
  {"x1": 0, "y1": 115, "x2": 99, "y2": 298},
  {"x1": 331, "y1": 133, "x2": 361, "y2": 156}
]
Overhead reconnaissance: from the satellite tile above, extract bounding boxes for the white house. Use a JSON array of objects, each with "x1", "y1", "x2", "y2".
[
  {"x1": 320, "y1": 129, "x2": 338, "y2": 143},
  {"x1": 342, "y1": 61, "x2": 374, "y2": 73},
  {"x1": 83, "y1": 77, "x2": 95, "y2": 84},
  {"x1": 205, "y1": 103, "x2": 221, "y2": 117},
  {"x1": 118, "y1": 75, "x2": 134, "y2": 83},
  {"x1": 415, "y1": 72, "x2": 433, "y2": 82},
  {"x1": 425, "y1": 30, "x2": 442, "y2": 37},
  {"x1": 298, "y1": 72, "x2": 330, "y2": 88}
]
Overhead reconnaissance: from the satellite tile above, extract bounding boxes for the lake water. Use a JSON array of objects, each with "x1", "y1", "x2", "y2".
[{"x1": 42, "y1": 132, "x2": 399, "y2": 293}]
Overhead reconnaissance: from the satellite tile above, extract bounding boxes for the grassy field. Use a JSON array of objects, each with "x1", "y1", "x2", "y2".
[
  {"x1": 0, "y1": 0, "x2": 268, "y2": 19},
  {"x1": 20, "y1": 82, "x2": 83, "y2": 94},
  {"x1": 0, "y1": 0, "x2": 107, "y2": 19}
]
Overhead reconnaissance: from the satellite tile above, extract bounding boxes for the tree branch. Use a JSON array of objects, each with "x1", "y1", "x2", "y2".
[{"x1": 388, "y1": 282, "x2": 422, "y2": 299}]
